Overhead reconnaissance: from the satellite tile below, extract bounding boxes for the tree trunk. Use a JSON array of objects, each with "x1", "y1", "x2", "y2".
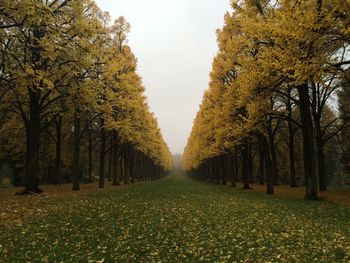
[
  {"x1": 264, "y1": 137, "x2": 274, "y2": 195},
  {"x1": 288, "y1": 129, "x2": 297, "y2": 188},
  {"x1": 72, "y1": 111, "x2": 81, "y2": 191},
  {"x1": 99, "y1": 118, "x2": 106, "y2": 189},
  {"x1": 54, "y1": 115, "x2": 62, "y2": 185},
  {"x1": 231, "y1": 153, "x2": 238, "y2": 187},
  {"x1": 258, "y1": 147, "x2": 265, "y2": 185},
  {"x1": 297, "y1": 84, "x2": 318, "y2": 200},
  {"x1": 23, "y1": 90, "x2": 42, "y2": 193},
  {"x1": 315, "y1": 123, "x2": 327, "y2": 191},
  {"x1": 107, "y1": 137, "x2": 112, "y2": 182},
  {"x1": 242, "y1": 143, "x2": 250, "y2": 189},
  {"x1": 247, "y1": 143, "x2": 253, "y2": 184},
  {"x1": 88, "y1": 123, "x2": 93, "y2": 182},
  {"x1": 20, "y1": 26, "x2": 44, "y2": 194},
  {"x1": 129, "y1": 148, "x2": 135, "y2": 183},
  {"x1": 286, "y1": 88, "x2": 297, "y2": 188},
  {"x1": 122, "y1": 152, "x2": 129, "y2": 184},
  {"x1": 112, "y1": 152, "x2": 121, "y2": 186},
  {"x1": 267, "y1": 121, "x2": 278, "y2": 186},
  {"x1": 220, "y1": 155, "x2": 227, "y2": 185}
]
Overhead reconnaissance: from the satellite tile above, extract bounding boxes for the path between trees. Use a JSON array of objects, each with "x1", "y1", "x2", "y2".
[{"x1": 1, "y1": 173, "x2": 349, "y2": 261}]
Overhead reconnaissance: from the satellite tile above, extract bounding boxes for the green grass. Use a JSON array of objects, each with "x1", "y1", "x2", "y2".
[{"x1": 1, "y1": 173, "x2": 349, "y2": 262}]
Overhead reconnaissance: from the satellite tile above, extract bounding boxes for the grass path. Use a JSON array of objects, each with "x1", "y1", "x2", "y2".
[{"x1": 1, "y1": 173, "x2": 349, "y2": 262}]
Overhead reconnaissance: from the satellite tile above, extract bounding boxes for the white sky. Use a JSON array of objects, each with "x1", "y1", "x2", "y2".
[{"x1": 94, "y1": 0, "x2": 231, "y2": 154}]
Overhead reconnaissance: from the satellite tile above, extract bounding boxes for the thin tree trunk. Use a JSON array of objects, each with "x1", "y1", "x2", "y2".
[
  {"x1": 267, "y1": 121, "x2": 278, "y2": 186},
  {"x1": 258, "y1": 147, "x2": 265, "y2": 185},
  {"x1": 88, "y1": 123, "x2": 93, "y2": 182},
  {"x1": 247, "y1": 144, "x2": 253, "y2": 184},
  {"x1": 220, "y1": 155, "x2": 227, "y2": 185},
  {"x1": 72, "y1": 111, "x2": 81, "y2": 191},
  {"x1": 54, "y1": 115, "x2": 62, "y2": 185},
  {"x1": 264, "y1": 136, "x2": 274, "y2": 195},
  {"x1": 286, "y1": 88, "x2": 297, "y2": 187},
  {"x1": 123, "y1": 154, "x2": 129, "y2": 184},
  {"x1": 99, "y1": 118, "x2": 106, "y2": 189},
  {"x1": 315, "y1": 124, "x2": 327, "y2": 191},
  {"x1": 231, "y1": 153, "x2": 238, "y2": 187},
  {"x1": 288, "y1": 129, "x2": 297, "y2": 188},
  {"x1": 242, "y1": 143, "x2": 250, "y2": 189},
  {"x1": 107, "y1": 144, "x2": 112, "y2": 182}
]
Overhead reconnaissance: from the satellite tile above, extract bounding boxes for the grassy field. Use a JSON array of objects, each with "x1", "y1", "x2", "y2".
[{"x1": 0, "y1": 173, "x2": 349, "y2": 262}]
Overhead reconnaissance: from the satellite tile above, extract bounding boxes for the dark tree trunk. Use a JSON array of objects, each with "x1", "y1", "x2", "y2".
[
  {"x1": 247, "y1": 144, "x2": 253, "y2": 184},
  {"x1": 315, "y1": 124, "x2": 327, "y2": 191},
  {"x1": 288, "y1": 129, "x2": 297, "y2": 188},
  {"x1": 19, "y1": 27, "x2": 44, "y2": 195},
  {"x1": 297, "y1": 84, "x2": 318, "y2": 200},
  {"x1": 258, "y1": 147, "x2": 265, "y2": 185},
  {"x1": 88, "y1": 123, "x2": 93, "y2": 182},
  {"x1": 267, "y1": 120, "x2": 278, "y2": 186},
  {"x1": 270, "y1": 134, "x2": 278, "y2": 185},
  {"x1": 129, "y1": 148, "x2": 136, "y2": 183},
  {"x1": 99, "y1": 118, "x2": 106, "y2": 189},
  {"x1": 41, "y1": 118, "x2": 50, "y2": 184},
  {"x1": 107, "y1": 135, "x2": 112, "y2": 182},
  {"x1": 220, "y1": 155, "x2": 227, "y2": 185},
  {"x1": 54, "y1": 115, "x2": 62, "y2": 185},
  {"x1": 311, "y1": 83, "x2": 327, "y2": 191},
  {"x1": 112, "y1": 147, "x2": 121, "y2": 186},
  {"x1": 231, "y1": 152, "x2": 238, "y2": 187},
  {"x1": 114, "y1": 133, "x2": 122, "y2": 185},
  {"x1": 72, "y1": 111, "x2": 81, "y2": 191},
  {"x1": 286, "y1": 88, "x2": 297, "y2": 188},
  {"x1": 258, "y1": 133, "x2": 273, "y2": 194},
  {"x1": 242, "y1": 143, "x2": 250, "y2": 189},
  {"x1": 23, "y1": 90, "x2": 42, "y2": 193},
  {"x1": 122, "y1": 152, "x2": 129, "y2": 184},
  {"x1": 264, "y1": 137, "x2": 274, "y2": 195}
]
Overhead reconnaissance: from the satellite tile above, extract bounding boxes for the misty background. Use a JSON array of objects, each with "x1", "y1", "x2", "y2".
[{"x1": 95, "y1": 0, "x2": 231, "y2": 154}]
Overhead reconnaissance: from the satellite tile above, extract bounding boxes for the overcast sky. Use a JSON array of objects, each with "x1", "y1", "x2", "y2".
[{"x1": 94, "y1": 0, "x2": 231, "y2": 154}]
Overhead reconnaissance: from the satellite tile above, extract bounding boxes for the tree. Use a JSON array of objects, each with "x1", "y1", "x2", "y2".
[{"x1": 339, "y1": 71, "x2": 350, "y2": 179}]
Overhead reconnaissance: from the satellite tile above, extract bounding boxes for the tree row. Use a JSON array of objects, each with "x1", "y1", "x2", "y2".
[
  {"x1": 183, "y1": 0, "x2": 350, "y2": 200},
  {"x1": 0, "y1": 0, "x2": 173, "y2": 193}
]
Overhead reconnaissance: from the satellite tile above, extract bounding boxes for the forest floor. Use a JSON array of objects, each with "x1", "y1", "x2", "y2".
[{"x1": 0, "y1": 173, "x2": 349, "y2": 262}]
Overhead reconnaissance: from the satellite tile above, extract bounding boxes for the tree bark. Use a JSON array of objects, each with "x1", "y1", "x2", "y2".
[
  {"x1": 129, "y1": 148, "x2": 135, "y2": 183},
  {"x1": 288, "y1": 128, "x2": 297, "y2": 188},
  {"x1": 122, "y1": 151, "x2": 129, "y2": 184},
  {"x1": 315, "y1": 122, "x2": 327, "y2": 191},
  {"x1": 19, "y1": 27, "x2": 44, "y2": 195},
  {"x1": 258, "y1": 146, "x2": 265, "y2": 185},
  {"x1": 88, "y1": 123, "x2": 93, "y2": 182},
  {"x1": 23, "y1": 90, "x2": 42, "y2": 193},
  {"x1": 99, "y1": 118, "x2": 106, "y2": 189},
  {"x1": 297, "y1": 84, "x2": 318, "y2": 200},
  {"x1": 267, "y1": 120, "x2": 278, "y2": 186},
  {"x1": 54, "y1": 115, "x2": 62, "y2": 185},
  {"x1": 264, "y1": 136, "x2": 274, "y2": 195},
  {"x1": 220, "y1": 155, "x2": 227, "y2": 185},
  {"x1": 72, "y1": 111, "x2": 81, "y2": 191},
  {"x1": 107, "y1": 138, "x2": 112, "y2": 182},
  {"x1": 231, "y1": 152, "x2": 238, "y2": 187},
  {"x1": 286, "y1": 88, "x2": 297, "y2": 187},
  {"x1": 242, "y1": 143, "x2": 250, "y2": 189}
]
